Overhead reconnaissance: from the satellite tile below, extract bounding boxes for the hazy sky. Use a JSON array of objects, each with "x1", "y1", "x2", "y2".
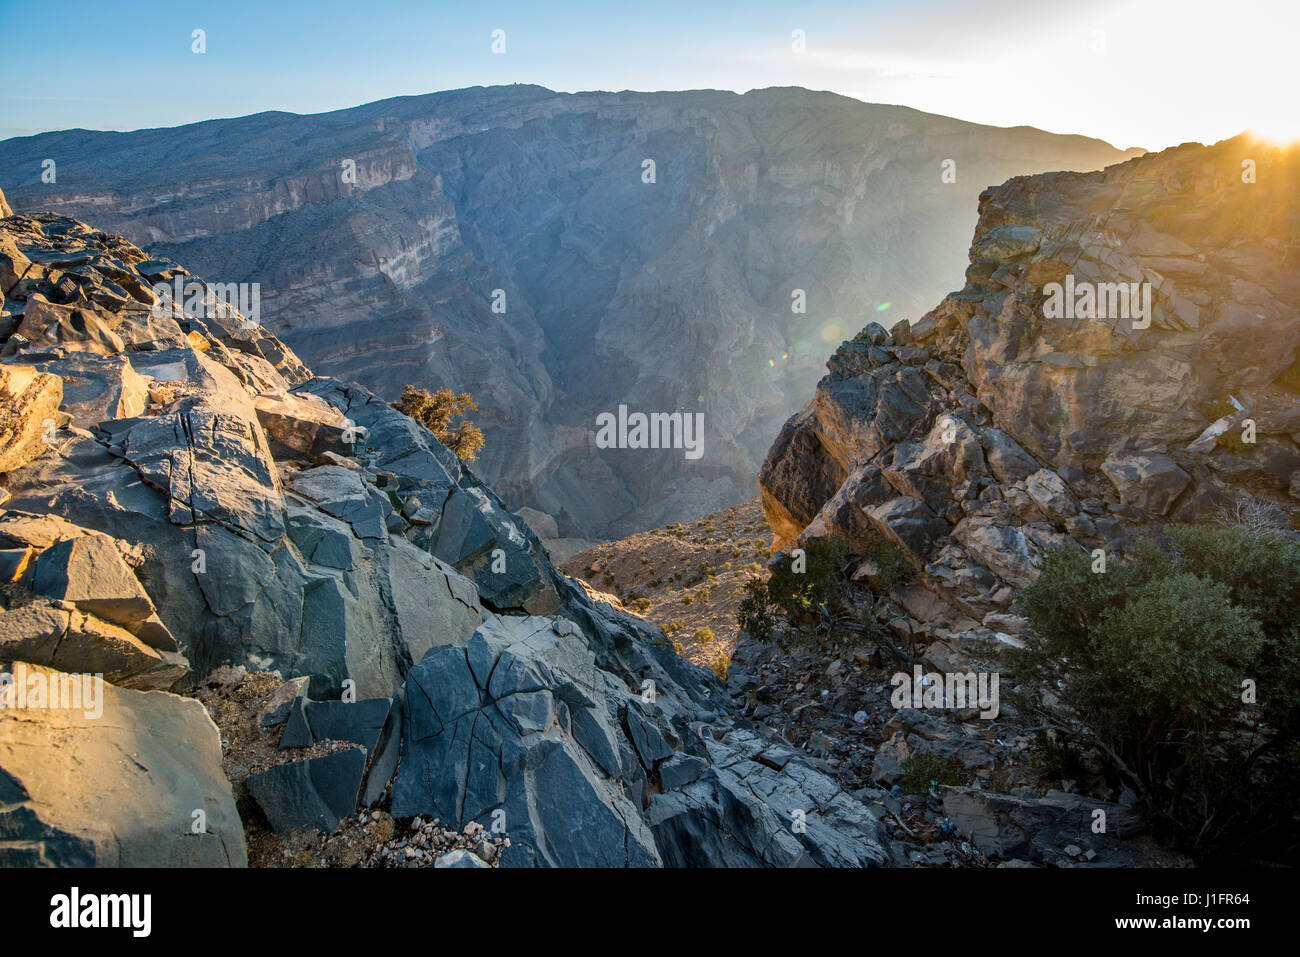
[{"x1": 2, "y1": 0, "x2": 1295, "y2": 150}]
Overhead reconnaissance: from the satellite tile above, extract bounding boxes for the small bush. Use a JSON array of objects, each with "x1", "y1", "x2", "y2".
[
  {"x1": 903, "y1": 752, "x2": 967, "y2": 793},
  {"x1": 391, "y1": 385, "x2": 485, "y2": 461},
  {"x1": 767, "y1": 538, "x2": 850, "y2": 619},
  {"x1": 694, "y1": 626, "x2": 715, "y2": 645},
  {"x1": 662, "y1": 618, "x2": 684, "y2": 636},
  {"x1": 737, "y1": 578, "x2": 776, "y2": 639},
  {"x1": 709, "y1": 655, "x2": 729, "y2": 681},
  {"x1": 1013, "y1": 526, "x2": 1300, "y2": 863}
]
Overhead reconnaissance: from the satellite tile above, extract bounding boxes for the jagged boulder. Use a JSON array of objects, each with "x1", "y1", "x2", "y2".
[
  {"x1": 297, "y1": 377, "x2": 562, "y2": 616},
  {"x1": 0, "y1": 593, "x2": 186, "y2": 690},
  {"x1": 17, "y1": 293, "x2": 126, "y2": 356},
  {"x1": 389, "y1": 615, "x2": 664, "y2": 867},
  {"x1": 867, "y1": 496, "x2": 951, "y2": 560},
  {"x1": 1100, "y1": 453, "x2": 1192, "y2": 516},
  {"x1": 253, "y1": 389, "x2": 350, "y2": 461},
  {"x1": 29, "y1": 535, "x2": 155, "y2": 632},
  {"x1": 0, "y1": 364, "x2": 61, "y2": 474},
  {"x1": 0, "y1": 662, "x2": 246, "y2": 866},
  {"x1": 0, "y1": 510, "x2": 188, "y2": 688},
  {"x1": 246, "y1": 749, "x2": 367, "y2": 833},
  {"x1": 1024, "y1": 468, "x2": 1078, "y2": 524},
  {"x1": 20, "y1": 353, "x2": 148, "y2": 427},
  {"x1": 384, "y1": 614, "x2": 893, "y2": 868}
]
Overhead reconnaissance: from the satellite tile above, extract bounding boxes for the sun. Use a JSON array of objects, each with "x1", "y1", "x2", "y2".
[{"x1": 1246, "y1": 120, "x2": 1300, "y2": 146}]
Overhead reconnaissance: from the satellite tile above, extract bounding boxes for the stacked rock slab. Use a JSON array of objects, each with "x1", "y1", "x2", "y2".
[
  {"x1": 0, "y1": 207, "x2": 893, "y2": 867},
  {"x1": 759, "y1": 135, "x2": 1300, "y2": 636}
]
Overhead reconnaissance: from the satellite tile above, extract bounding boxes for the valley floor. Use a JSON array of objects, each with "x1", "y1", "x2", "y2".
[{"x1": 560, "y1": 499, "x2": 771, "y2": 678}]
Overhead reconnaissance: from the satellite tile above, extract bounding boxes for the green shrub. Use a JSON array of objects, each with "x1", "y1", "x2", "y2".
[
  {"x1": 737, "y1": 578, "x2": 775, "y2": 639},
  {"x1": 737, "y1": 538, "x2": 867, "y2": 646},
  {"x1": 1013, "y1": 527, "x2": 1300, "y2": 863},
  {"x1": 390, "y1": 386, "x2": 485, "y2": 462},
  {"x1": 694, "y1": 626, "x2": 715, "y2": 645},
  {"x1": 903, "y1": 752, "x2": 967, "y2": 793},
  {"x1": 866, "y1": 536, "x2": 917, "y2": 592},
  {"x1": 766, "y1": 538, "x2": 849, "y2": 619}
]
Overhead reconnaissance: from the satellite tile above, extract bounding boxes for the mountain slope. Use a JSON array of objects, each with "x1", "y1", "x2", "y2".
[{"x1": 0, "y1": 195, "x2": 899, "y2": 868}]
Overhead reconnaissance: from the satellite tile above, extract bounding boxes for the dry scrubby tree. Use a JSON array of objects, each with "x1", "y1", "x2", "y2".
[
  {"x1": 737, "y1": 536, "x2": 917, "y2": 653},
  {"x1": 391, "y1": 385, "x2": 485, "y2": 462},
  {"x1": 1010, "y1": 524, "x2": 1300, "y2": 864}
]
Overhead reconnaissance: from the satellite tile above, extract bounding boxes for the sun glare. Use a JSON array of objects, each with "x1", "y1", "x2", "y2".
[{"x1": 1246, "y1": 121, "x2": 1300, "y2": 146}]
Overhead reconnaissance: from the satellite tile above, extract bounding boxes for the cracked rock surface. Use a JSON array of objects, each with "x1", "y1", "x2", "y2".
[{"x1": 0, "y1": 202, "x2": 895, "y2": 867}]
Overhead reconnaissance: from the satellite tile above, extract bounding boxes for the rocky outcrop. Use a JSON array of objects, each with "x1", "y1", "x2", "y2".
[
  {"x1": 0, "y1": 86, "x2": 1140, "y2": 538},
  {"x1": 0, "y1": 210, "x2": 897, "y2": 867},
  {"x1": 760, "y1": 134, "x2": 1300, "y2": 632}
]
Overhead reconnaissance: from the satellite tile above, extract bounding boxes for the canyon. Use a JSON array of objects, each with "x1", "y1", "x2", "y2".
[{"x1": 0, "y1": 86, "x2": 1141, "y2": 539}]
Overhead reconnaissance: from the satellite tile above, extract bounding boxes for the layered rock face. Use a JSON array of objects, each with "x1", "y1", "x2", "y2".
[
  {"x1": 0, "y1": 200, "x2": 895, "y2": 867},
  {"x1": 760, "y1": 135, "x2": 1300, "y2": 628},
  {"x1": 0, "y1": 86, "x2": 1139, "y2": 537}
]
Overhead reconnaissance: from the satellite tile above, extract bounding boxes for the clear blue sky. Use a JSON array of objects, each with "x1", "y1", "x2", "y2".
[{"x1": 2, "y1": 0, "x2": 1293, "y2": 150}]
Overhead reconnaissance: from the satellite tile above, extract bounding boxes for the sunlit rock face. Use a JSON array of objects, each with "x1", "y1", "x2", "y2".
[
  {"x1": 0, "y1": 86, "x2": 1138, "y2": 536},
  {"x1": 760, "y1": 136, "x2": 1300, "y2": 617}
]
